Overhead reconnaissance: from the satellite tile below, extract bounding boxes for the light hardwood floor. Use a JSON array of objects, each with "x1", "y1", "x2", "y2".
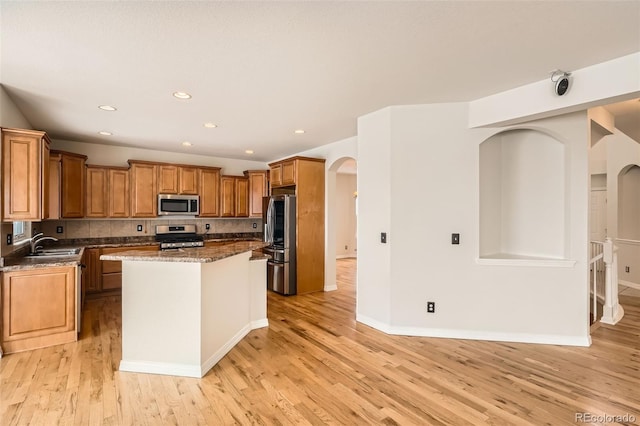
[{"x1": 1, "y1": 258, "x2": 639, "y2": 425}]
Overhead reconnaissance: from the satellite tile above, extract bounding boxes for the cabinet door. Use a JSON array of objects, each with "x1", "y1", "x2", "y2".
[
  {"x1": 61, "y1": 153, "x2": 86, "y2": 218},
  {"x1": 85, "y1": 166, "x2": 108, "y2": 217},
  {"x1": 281, "y1": 161, "x2": 296, "y2": 186},
  {"x1": 108, "y1": 168, "x2": 130, "y2": 217},
  {"x1": 2, "y1": 266, "x2": 76, "y2": 353},
  {"x1": 85, "y1": 248, "x2": 102, "y2": 293},
  {"x1": 2, "y1": 130, "x2": 49, "y2": 220},
  {"x1": 130, "y1": 162, "x2": 158, "y2": 217},
  {"x1": 199, "y1": 168, "x2": 220, "y2": 217},
  {"x1": 270, "y1": 165, "x2": 282, "y2": 187},
  {"x1": 49, "y1": 153, "x2": 62, "y2": 219},
  {"x1": 179, "y1": 167, "x2": 199, "y2": 194},
  {"x1": 235, "y1": 177, "x2": 249, "y2": 217},
  {"x1": 246, "y1": 171, "x2": 268, "y2": 217},
  {"x1": 158, "y1": 164, "x2": 179, "y2": 194},
  {"x1": 220, "y1": 176, "x2": 236, "y2": 217}
]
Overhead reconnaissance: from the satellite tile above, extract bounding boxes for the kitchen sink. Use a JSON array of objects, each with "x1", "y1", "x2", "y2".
[{"x1": 27, "y1": 248, "x2": 81, "y2": 257}]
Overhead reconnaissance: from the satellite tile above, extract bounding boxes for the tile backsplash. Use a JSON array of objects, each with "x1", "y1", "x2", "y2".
[{"x1": 34, "y1": 218, "x2": 263, "y2": 240}]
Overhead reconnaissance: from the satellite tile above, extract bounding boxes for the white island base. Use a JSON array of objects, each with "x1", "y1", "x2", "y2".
[{"x1": 118, "y1": 251, "x2": 267, "y2": 378}]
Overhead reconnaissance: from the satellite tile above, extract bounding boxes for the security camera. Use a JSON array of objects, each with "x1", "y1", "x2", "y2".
[
  {"x1": 550, "y1": 70, "x2": 571, "y2": 96},
  {"x1": 555, "y1": 76, "x2": 570, "y2": 96}
]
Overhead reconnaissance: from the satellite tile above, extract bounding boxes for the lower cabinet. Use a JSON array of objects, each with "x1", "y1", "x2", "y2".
[
  {"x1": 1, "y1": 266, "x2": 77, "y2": 354},
  {"x1": 85, "y1": 245, "x2": 159, "y2": 295}
]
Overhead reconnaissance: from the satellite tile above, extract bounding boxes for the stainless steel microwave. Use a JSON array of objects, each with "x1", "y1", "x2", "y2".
[{"x1": 158, "y1": 194, "x2": 199, "y2": 216}]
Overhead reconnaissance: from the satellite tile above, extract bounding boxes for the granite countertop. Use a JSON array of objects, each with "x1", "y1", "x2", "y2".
[
  {"x1": 1, "y1": 247, "x2": 85, "y2": 272},
  {"x1": 100, "y1": 241, "x2": 269, "y2": 263},
  {"x1": 0, "y1": 235, "x2": 264, "y2": 271}
]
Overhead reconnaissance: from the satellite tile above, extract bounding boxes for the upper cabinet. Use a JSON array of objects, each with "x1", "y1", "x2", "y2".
[
  {"x1": 49, "y1": 152, "x2": 61, "y2": 220},
  {"x1": 220, "y1": 175, "x2": 249, "y2": 217},
  {"x1": 244, "y1": 170, "x2": 269, "y2": 218},
  {"x1": 158, "y1": 164, "x2": 199, "y2": 195},
  {"x1": 85, "y1": 165, "x2": 130, "y2": 218},
  {"x1": 198, "y1": 167, "x2": 221, "y2": 217},
  {"x1": 269, "y1": 159, "x2": 297, "y2": 188},
  {"x1": 108, "y1": 167, "x2": 130, "y2": 218},
  {"x1": 2, "y1": 128, "x2": 51, "y2": 221},
  {"x1": 129, "y1": 160, "x2": 158, "y2": 217},
  {"x1": 85, "y1": 165, "x2": 109, "y2": 218},
  {"x1": 55, "y1": 151, "x2": 87, "y2": 218}
]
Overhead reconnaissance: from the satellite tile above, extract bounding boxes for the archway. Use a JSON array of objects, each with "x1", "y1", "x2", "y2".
[{"x1": 325, "y1": 156, "x2": 357, "y2": 291}]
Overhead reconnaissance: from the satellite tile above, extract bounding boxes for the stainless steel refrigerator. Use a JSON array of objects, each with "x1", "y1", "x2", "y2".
[{"x1": 263, "y1": 195, "x2": 297, "y2": 295}]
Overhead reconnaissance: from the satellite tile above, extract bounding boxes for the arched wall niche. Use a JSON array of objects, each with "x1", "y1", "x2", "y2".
[
  {"x1": 618, "y1": 164, "x2": 640, "y2": 241},
  {"x1": 479, "y1": 128, "x2": 567, "y2": 260}
]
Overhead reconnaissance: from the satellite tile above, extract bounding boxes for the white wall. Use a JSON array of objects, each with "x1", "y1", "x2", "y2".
[
  {"x1": 358, "y1": 103, "x2": 590, "y2": 345},
  {"x1": 335, "y1": 173, "x2": 357, "y2": 257},
  {"x1": 0, "y1": 85, "x2": 32, "y2": 129},
  {"x1": 51, "y1": 139, "x2": 268, "y2": 176},
  {"x1": 469, "y1": 52, "x2": 640, "y2": 128}
]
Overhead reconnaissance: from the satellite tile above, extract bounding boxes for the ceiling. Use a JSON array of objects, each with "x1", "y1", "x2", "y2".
[{"x1": 1, "y1": 1, "x2": 639, "y2": 162}]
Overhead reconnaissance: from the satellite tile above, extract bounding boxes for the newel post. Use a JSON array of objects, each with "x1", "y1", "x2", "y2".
[{"x1": 600, "y1": 238, "x2": 624, "y2": 325}]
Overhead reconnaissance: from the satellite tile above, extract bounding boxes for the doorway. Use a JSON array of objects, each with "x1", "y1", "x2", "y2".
[{"x1": 326, "y1": 157, "x2": 357, "y2": 291}]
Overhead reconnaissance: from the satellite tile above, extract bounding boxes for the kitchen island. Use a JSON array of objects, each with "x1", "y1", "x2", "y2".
[{"x1": 101, "y1": 241, "x2": 269, "y2": 378}]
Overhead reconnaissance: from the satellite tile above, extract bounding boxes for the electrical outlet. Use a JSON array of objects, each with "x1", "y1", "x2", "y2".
[
  {"x1": 205, "y1": 223, "x2": 210, "y2": 230},
  {"x1": 381, "y1": 232, "x2": 387, "y2": 244},
  {"x1": 252, "y1": 223, "x2": 257, "y2": 229},
  {"x1": 137, "y1": 224, "x2": 143, "y2": 232},
  {"x1": 625, "y1": 266, "x2": 630, "y2": 273},
  {"x1": 452, "y1": 233, "x2": 460, "y2": 245},
  {"x1": 6, "y1": 234, "x2": 12, "y2": 245},
  {"x1": 56, "y1": 226, "x2": 64, "y2": 234},
  {"x1": 427, "y1": 301, "x2": 435, "y2": 313},
  {"x1": 345, "y1": 245, "x2": 348, "y2": 250}
]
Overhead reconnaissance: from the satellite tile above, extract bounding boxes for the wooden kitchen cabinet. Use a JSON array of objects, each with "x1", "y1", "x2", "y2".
[
  {"x1": 158, "y1": 164, "x2": 179, "y2": 194},
  {"x1": 158, "y1": 164, "x2": 199, "y2": 195},
  {"x1": 49, "y1": 152, "x2": 62, "y2": 220},
  {"x1": 85, "y1": 245, "x2": 158, "y2": 295},
  {"x1": 85, "y1": 166, "x2": 130, "y2": 218},
  {"x1": 84, "y1": 248, "x2": 102, "y2": 293},
  {"x1": 244, "y1": 170, "x2": 269, "y2": 218},
  {"x1": 178, "y1": 166, "x2": 199, "y2": 194},
  {"x1": 1, "y1": 266, "x2": 77, "y2": 354},
  {"x1": 129, "y1": 160, "x2": 158, "y2": 217},
  {"x1": 198, "y1": 167, "x2": 221, "y2": 217},
  {"x1": 85, "y1": 165, "x2": 109, "y2": 217},
  {"x1": 220, "y1": 175, "x2": 249, "y2": 217},
  {"x1": 57, "y1": 151, "x2": 87, "y2": 218},
  {"x1": 269, "y1": 159, "x2": 296, "y2": 188},
  {"x1": 108, "y1": 167, "x2": 130, "y2": 217},
  {"x1": 269, "y1": 156, "x2": 326, "y2": 294},
  {"x1": 2, "y1": 128, "x2": 51, "y2": 221}
]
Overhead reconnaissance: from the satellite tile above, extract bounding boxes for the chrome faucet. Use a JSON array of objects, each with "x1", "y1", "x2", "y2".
[{"x1": 28, "y1": 233, "x2": 59, "y2": 254}]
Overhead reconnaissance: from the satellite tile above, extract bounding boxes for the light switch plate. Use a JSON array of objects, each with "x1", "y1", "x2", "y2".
[
  {"x1": 381, "y1": 232, "x2": 387, "y2": 244},
  {"x1": 452, "y1": 233, "x2": 460, "y2": 245}
]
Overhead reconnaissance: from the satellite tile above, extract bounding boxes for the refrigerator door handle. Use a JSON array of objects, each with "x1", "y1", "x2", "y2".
[{"x1": 266, "y1": 197, "x2": 275, "y2": 244}]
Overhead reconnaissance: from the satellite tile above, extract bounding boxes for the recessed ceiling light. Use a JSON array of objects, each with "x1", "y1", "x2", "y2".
[
  {"x1": 181, "y1": 141, "x2": 193, "y2": 147},
  {"x1": 173, "y1": 92, "x2": 192, "y2": 99},
  {"x1": 245, "y1": 150, "x2": 254, "y2": 155},
  {"x1": 203, "y1": 122, "x2": 217, "y2": 128},
  {"x1": 98, "y1": 105, "x2": 117, "y2": 111},
  {"x1": 98, "y1": 131, "x2": 113, "y2": 136},
  {"x1": 294, "y1": 129, "x2": 305, "y2": 134}
]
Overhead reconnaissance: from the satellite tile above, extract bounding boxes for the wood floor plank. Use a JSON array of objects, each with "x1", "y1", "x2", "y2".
[{"x1": 2, "y1": 258, "x2": 640, "y2": 425}]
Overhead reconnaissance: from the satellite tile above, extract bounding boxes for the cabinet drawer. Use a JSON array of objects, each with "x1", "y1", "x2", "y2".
[
  {"x1": 101, "y1": 260, "x2": 122, "y2": 274},
  {"x1": 102, "y1": 273, "x2": 122, "y2": 290}
]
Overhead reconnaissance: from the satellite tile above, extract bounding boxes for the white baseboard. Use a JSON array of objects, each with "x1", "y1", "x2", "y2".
[
  {"x1": 619, "y1": 279, "x2": 640, "y2": 290},
  {"x1": 336, "y1": 254, "x2": 357, "y2": 259},
  {"x1": 120, "y1": 323, "x2": 255, "y2": 378},
  {"x1": 324, "y1": 285, "x2": 338, "y2": 292},
  {"x1": 356, "y1": 314, "x2": 590, "y2": 347},
  {"x1": 251, "y1": 318, "x2": 269, "y2": 329}
]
